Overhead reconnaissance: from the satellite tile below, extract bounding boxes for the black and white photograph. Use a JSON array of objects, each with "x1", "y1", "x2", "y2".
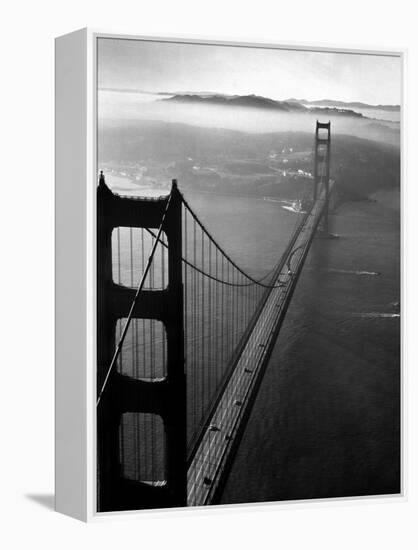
[{"x1": 95, "y1": 37, "x2": 401, "y2": 513}]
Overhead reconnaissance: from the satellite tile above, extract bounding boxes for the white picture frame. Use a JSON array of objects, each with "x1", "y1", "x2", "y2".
[{"x1": 55, "y1": 28, "x2": 404, "y2": 522}]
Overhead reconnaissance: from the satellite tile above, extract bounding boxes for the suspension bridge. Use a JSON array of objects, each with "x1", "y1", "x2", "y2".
[{"x1": 96, "y1": 121, "x2": 333, "y2": 512}]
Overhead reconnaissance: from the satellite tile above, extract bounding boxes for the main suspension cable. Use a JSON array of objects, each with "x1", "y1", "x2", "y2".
[
  {"x1": 179, "y1": 191, "x2": 285, "y2": 288},
  {"x1": 145, "y1": 227, "x2": 286, "y2": 289}
]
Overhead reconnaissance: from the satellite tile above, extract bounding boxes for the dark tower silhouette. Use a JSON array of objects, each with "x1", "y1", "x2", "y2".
[
  {"x1": 96, "y1": 174, "x2": 186, "y2": 512},
  {"x1": 314, "y1": 121, "x2": 331, "y2": 233}
]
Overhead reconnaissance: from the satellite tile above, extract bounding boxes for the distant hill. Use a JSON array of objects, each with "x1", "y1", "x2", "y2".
[
  {"x1": 162, "y1": 93, "x2": 303, "y2": 111},
  {"x1": 101, "y1": 88, "x2": 400, "y2": 113},
  {"x1": 309, "y1": 106, "x2": 363, "y2": 118},
  {"x1": 162, "y1": 93, "x2": 364, "y2": 118},
  {"x1": 289, "y1": 98, "x2": 400, "y2": 111}
]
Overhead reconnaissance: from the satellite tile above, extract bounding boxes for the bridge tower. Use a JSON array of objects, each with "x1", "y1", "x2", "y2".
[
  {"x1": 314, "y1": 121, "x2": 331, "y2": 233},
  {"x1": 96, "y1": 174, "x2": 187, "y2": 512}
]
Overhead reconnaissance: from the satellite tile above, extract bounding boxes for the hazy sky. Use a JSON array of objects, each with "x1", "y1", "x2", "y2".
[{"x1": 98, "y1": 38, "x2": 401, "y2": 105}]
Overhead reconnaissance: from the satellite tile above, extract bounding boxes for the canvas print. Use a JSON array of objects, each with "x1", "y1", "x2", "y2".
[{"x1": 96, "y1": 37, "x2": 401, "y2": 512}]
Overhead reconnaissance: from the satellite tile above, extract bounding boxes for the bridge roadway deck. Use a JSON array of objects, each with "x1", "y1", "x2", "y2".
[{"x1": 187, "y1": 188, "x2": 330, "y2": 506}]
